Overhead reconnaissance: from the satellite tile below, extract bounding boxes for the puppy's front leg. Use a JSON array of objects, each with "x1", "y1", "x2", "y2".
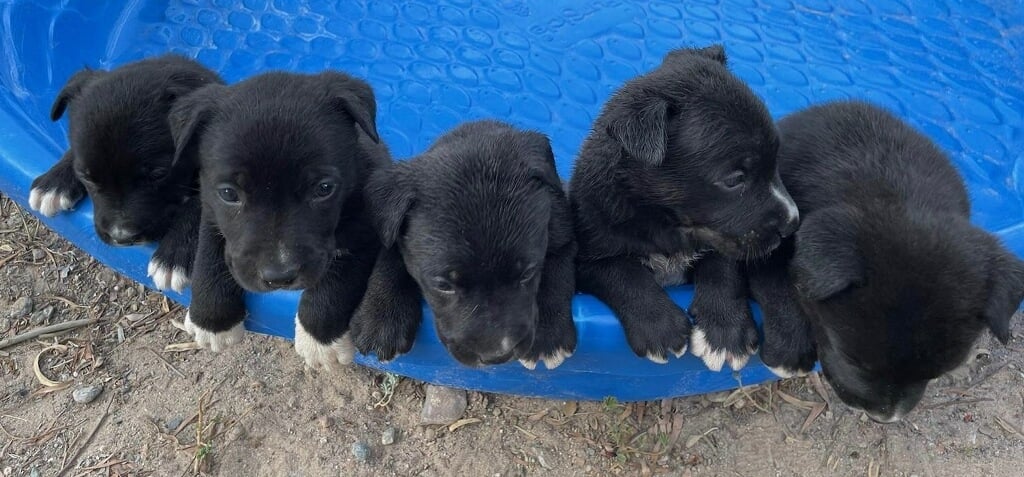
[
  {"x1": 520, "y1": 241, "x2": 578, "y2": 370},
  {"x1": 747, "y1": 247, "x2": 816, "y2": 378},
  {"x1": 689, "y1": 252, "x2": 759, "y2": 372},
  {"x1": 29, "y1": 150, "x2": 86, "y2": 217},
  {"x1": 183, "y1": 219, "x2": 246, "y2": 352},
  {"x1": 350, "y1": 246, "x2": 423, "y2": 362},
  {"x1": 148, "y1": 197, "x2": 200, "y2": 293},
  {"x1": 293, "y1": 247, "x2": 378, "y2": 369},
  {"x1": 577, "y1": 256, "x2": 691, "y2": 363}
]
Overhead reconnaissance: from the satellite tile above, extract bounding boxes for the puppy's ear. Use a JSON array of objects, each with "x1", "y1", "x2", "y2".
[
  {"x1": 365, "y1": 163, "x2": 414, "y2": 247},
  {"x1": 664, "y1": 45, "x2": 727, "y2": 66},
  {"x1": 979, "y1": 237, "x2": 1024, "y2": 344},
  {"x1": 791, "y1": 207, "x2": 864, "y2": 301},
  {"x1": 51, "y1": 68, "x2": 103, "y2": 121},
  {"x1": 329, "y1": 75, "x2": 380, "y2": 144},
  {"x1": 605, "y1": 98, "x2": 670, "y2": 167},
  {"x1": 161, "y1": 70, "x2": 223, "y2": 104},
  {"x1": 520, "y1": 131, "x2": 564, "y2": 193},
  {"x1": 168, "y1": 84, "x2": 224, "y2": 169}
]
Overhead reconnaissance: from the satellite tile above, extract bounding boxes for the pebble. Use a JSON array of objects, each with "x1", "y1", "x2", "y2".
[
  {"x1": 319, "y1": 416, "x2": 335, "y2": 432},
  {"x1": 381, "y1": 427, "x2": 396, "y2": 445},
  {"x1": 29, "y1": 305, "x2": 54, "y2": 325},
  {"x1": 29, "y1": 468, "x2": 39, "y2": 477},
  {"x1": 8, "y1": 296, "x2": 33, "y2": 318},
  {"x1": 72, "y1": 385, "x2": 103, "y2": 404},
  {"x1": 351, "y1": 441, "x2": 370, "y2": 462},
  {"x1": 165, "y1": 416, "x2": 184, "y2": 431},
  {"x1": 31, "y1": 249, "x2": 45, "y2": 261},
  {"x1": 420, "y1": 385, "x2": 467, "y2": 425}
]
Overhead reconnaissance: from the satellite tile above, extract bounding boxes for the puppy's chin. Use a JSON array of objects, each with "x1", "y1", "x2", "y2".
[{"x1": 684, "y1": 227, "x2": 781, "y2": 261}]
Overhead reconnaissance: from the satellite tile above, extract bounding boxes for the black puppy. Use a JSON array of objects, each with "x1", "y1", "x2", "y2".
[
  {"x1": 350, "y1": 121, "x2": 577, "y2": 369},
  {"x1": 748, "y1": 101, "x2": 1024, "y2": 422},
  {"x1": 30, "y1": 55, "x2": 222, "y2": 292},
  {"x1": 169, "y1": 71, "x2": 388, "y2": 368},
  {"x1": 569, "y1": 45, "x2": 799, "y2": 369}
]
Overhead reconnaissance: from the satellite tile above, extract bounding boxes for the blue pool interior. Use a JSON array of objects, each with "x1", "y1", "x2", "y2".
[{"x1": 0, "y1": 0, "x2": 1022, "y2": 401}]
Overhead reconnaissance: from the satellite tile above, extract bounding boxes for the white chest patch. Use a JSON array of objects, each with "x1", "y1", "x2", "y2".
[{"x1": 640, "y1": 250, "x2": 703, "y2": 286}]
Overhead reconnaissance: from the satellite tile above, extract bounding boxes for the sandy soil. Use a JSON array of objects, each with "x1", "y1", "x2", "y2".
[{"x1": 1, "y1": 194, "x2": 1022, "y2": 477}]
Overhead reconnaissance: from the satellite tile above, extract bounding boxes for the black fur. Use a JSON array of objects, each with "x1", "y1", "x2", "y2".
[
  {"x1": 352, "y1": 121, "x2": 577, "y2": 369},
  {"x1": 169, "y1": 71, "x2": 388, "y2": 355},
  {"x1": 569, "y1": 45, "x2": 799, "y2": 367},
  {"x1": 32, "y1": 55, "x2": 221, "y2": 287},
  {"x1": 748, "y1": 101, "x2": 1024, "y2": 422}
]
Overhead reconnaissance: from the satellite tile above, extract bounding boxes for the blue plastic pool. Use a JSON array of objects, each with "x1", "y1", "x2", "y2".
[{"x1": 1, "y1": 0, "x2": 1022, "y2": 401}]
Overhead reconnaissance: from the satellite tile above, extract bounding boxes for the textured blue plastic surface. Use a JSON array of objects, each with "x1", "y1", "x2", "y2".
[{"x1": 1, "y1": 1, "x2": 1022, "y2": 402}]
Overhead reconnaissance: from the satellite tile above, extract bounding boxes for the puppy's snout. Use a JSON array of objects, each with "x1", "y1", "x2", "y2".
[
  {"x1": 258, "y1": 262, "x2": 301, "y2": 289},
  {"x1": 102, "y1": 223, "x2": 143, "y2": 246},
  {"x1": 770, "y1": 183, "x2": 800, "y2": 237}
]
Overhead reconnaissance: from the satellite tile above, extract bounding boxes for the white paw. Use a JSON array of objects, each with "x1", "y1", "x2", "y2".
[
  {"x1": 519, "y1": 348, "x2": 574, "y2": 370},
  {"x1": 29, "y1": 188, "x2": 77, "y2": 217},
  {"x1": 767, "y1": 365, "x2": 809, "y2": 379},
  {"x1": 293, "y1": 315, "x2": 355, "y2": 370},
  {"x1": 690, "y1": 328, "x2": 727, "y2": 372},
  {"x1": 183, "y1": 311, "x2": 245, "y2": 352},
  {"x1": 645, "y1": 352, "x2": 669, "y2": 364},
  {"x1": 148, "y1": 259, "x2": 190, "y2": 293}
]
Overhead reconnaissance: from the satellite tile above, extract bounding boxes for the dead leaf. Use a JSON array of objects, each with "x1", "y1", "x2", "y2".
[
  {"x1": 33, "y1": 345, "x2": 67, "y2": 387},
  {"x1": 800, "y1": 403, "x2": 827, "y2": 434},
  {"x1": 775, "y1": 389, "x2": 819, "y2": 410},
  {"x1": 562, "y1": 401, "x2": 577, "y2": 417},
  {"x1": 164, "y1": 342, "x2": 201, "y2": 352},
  {"x1": 448, "y1": 418, "x2": 481, "y2": 432}
]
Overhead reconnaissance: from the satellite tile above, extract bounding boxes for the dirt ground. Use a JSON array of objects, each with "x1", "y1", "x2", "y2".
[{"x1": 1, "y1": 195, "x2": 1022, "y2": 477}]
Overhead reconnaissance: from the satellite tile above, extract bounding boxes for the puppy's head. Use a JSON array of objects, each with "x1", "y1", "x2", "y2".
[
  {"x1": 170, "y1": 72, "x2": 381, "y2": 291},
  {"x1": 603, "y1": 45, "x2": 798, "y2": 259},
  {"x1": 367, "y1": 123, "x2": 561, "y2": 366},
  {"x1": 52, "y1": 57, "x2": 219, "y2": 245},
  {"x1": 791, "y1": 205, "x2": 1024, "y2": 422}
]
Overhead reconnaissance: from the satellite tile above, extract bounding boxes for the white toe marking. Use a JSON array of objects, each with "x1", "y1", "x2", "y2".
[
  {"x1": 148, "y1": 260, "x2": 190, "y2": 293},
  {"x1": 672, "y1": 345, "x2": 688, "y2": 358},
  {"x1": 771, "y1": 184, "x2": 799, "y2": 223},
  {"x1": 30, "y1": 188, "x2": 75, "y2": 217},
  {"x1": 543, "y1": 348, "x2": 572, "y2": 369},
  {"x1": 728, "y1": 353, "x2": 750, "y2": 371},
  {"x1": 518, "y1": 359, "x2": 537, "y2": 370},
  {"x1": 293, "y1": 315, "x2": 355, "y2": 369},
  {"x1": 690, "y1": 328, "x2": 727, "y2": 372},
  {"x1": 183, "y1": 311, "x2": 244, "y2": 352},
  {"x1": 768, "y1": 366, "x2": 796, "y2": 379},
  {"x1": 645, "y1": 352, "x2": 669, "y2": 364}
]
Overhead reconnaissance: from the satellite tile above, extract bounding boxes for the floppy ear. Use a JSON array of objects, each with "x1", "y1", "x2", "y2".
[
  {"x1": 791, "y1": 207, "x2": 864, "y2": 301},
  {"x1": 365, "y1": 163, "x2": 415, "y2": 247},
  {"x1": 979, "y1": 238, "x2": 1024, "y2": 344},
  {"x1": 51, "y1": 68, "x2": 103, "y2": 121},
  {"x1": 160, "y1": 69, "x2": 224, "y2": 104},
  {"x1": 519, "y1": 131, "x2": 565, "y2": 193},
  {"x1": 328, "y1": 75, "x2": 380, "y2": 144},
  {"x1": 167, "y1": 83, "x2": 225, "y2": 169},
  {"x1": 605, "y1": 98, "x2": 670, "y2": 167}
]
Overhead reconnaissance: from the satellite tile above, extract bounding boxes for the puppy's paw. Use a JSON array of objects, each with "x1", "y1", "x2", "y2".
[
  {"x1": 183, "y1": 311, "x2": 245, "y2": 352},
  {"x1": 761, "y1": 328, "x2": 816, "y2": 379},
  {"x1": 350, "y1": 299, "x2": 419, "y2": 363},
  {"x1": 28, "y1": 183, "x2": 84, "y2": 217},
  {"x1": 689, "y1": 324, "x2": 759, "y2": 372},
  {"x1": 147, "y1": 258, "x2": 190, "y2": 293},
  {"x1": 623, "y1": 307, "x2": 691, "y2": 364},
  {"x1": 293, "y1": 315, "x2": 355, "y2": 370},
  {"x1": 519, "y1": 310, "x2": 577, "y2": 370}
]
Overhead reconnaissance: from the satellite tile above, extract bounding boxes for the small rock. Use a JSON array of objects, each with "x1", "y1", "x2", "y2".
[
  {"x1": 31, "y1": 249, "x2": 45, "y2": 261},
  {"x1": 319, "y1": 416, "x2": 334, "y2": 432},
  {"x1": 29, "y1": 468, "x2": 39, "y2": 477},
  {"x1": 351, "y1": 441, "x2": 370, "y2": 462},
  {"x1": 8, "y1": 296, "x2": 33, "y2": 318},
  {"x1": 0, "y1": 318, "x2": 11, "y2": 332},
  {"x1": 72, "y1": 385, "x2": 103, "y2": 404},
  {"x1": 420, "y1": 385, "x2": 467, "y2": 425},
  {"x1": 165, "y1": 416, "x2": 184, "y2": 431},
  {"x1": 29, "y1": 306, "x2": 54, "y2": 325},
  {"x1": 381, "y1": 427, "x2": 396, "y2": 445}
]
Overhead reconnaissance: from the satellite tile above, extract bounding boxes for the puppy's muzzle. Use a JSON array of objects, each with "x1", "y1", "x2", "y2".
[{"x1": 258, "y1": 262, "x2": 301, "y2": 289}]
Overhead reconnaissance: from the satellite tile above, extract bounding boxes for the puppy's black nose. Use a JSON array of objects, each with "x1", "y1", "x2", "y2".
[
  {"x1": 779, "y1": 216, "x2": 799, "y2": 238},
  {"x1": 259, "y1": 264, "x2": 300, "y2": 288},
  {"x1": 105, "y1": 225, "x2": 142, "y2": 245}
]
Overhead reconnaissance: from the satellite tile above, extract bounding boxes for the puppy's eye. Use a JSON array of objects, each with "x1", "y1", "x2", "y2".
[
  {"x1": 148, "y1": 167, "x2": 169, "y2": 181},
  {"x1": 313, "y1": 181, "x2": 336, "y2": 201},
  {"x1": 519, "y1": 265, "x2": 538, "y2": 284},
  {"x1": 719, "y1": 171, "x2": 746, "y2": 190},
  {"x1": 430, "y1": 276, "x2": 456, "y2": 294},
  {"x1": 218, "y1": 186, "x2": 241, "y2": 204}
]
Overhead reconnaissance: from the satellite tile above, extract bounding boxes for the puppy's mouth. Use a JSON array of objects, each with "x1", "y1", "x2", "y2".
[{"x1": 683, "y1": 227, "x2": 782, "y2": 261}]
